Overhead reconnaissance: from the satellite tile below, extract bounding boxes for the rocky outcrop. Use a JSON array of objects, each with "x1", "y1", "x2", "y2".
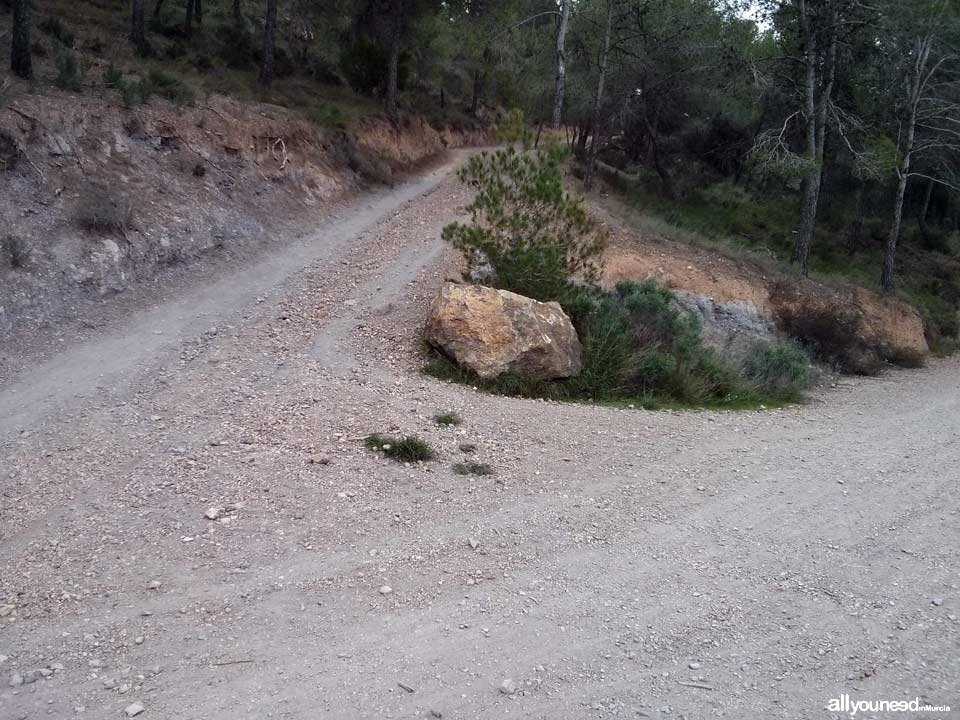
[
  {"x1": 770, "y1": 281, "x2": 928, "y2": 373},
  {"x1": 672, "y1": 290, "x2": 777, "y2": 353},
  {"x1": 850, "y1": 287, "x2": 928, "y2": 360},
  {"x1": 604, "y1": 245, "x2": 929, "y2": 371},
  {"x1": 426, "y1": 282, "x2": 582, "y2": 380}
]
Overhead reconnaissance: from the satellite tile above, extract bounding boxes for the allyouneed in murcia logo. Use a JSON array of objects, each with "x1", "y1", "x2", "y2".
[{"x1": 828, "y1": 694, "x2": 952, "y2": 716}]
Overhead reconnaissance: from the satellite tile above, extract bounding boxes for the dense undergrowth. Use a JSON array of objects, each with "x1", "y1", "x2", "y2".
[{"x1": 425, "y1": 281, "x2": 811, "y2": 409}]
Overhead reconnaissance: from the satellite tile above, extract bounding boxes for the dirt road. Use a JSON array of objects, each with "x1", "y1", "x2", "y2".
[{"x1": 1, "y1": 153, "x2": 958, "y2": 720}]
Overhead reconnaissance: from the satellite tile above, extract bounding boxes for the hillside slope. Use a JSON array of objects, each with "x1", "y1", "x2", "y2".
[{"x1": 0, "y1": 86, "x2": 486, "y2": 358}]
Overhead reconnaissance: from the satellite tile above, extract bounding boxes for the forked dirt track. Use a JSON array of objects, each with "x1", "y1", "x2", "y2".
[{"x1": 1, "y1": 152, "x2": 958, "y2": 720}]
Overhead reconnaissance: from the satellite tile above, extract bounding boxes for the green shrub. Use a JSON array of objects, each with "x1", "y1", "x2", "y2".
[
  {"x1": 217, "y1": 22, "x2": 258, "y2": 69},
  {"x1": 442, "y1": 123, "x2": 607, "y2": 302},
  {"x1": 74, "y1": 186, "x2": 132, "y2": 232},
  {"x1": 120, "y1": 79, "x2": 151, "y2": 108},
  {"x1": 2, "y1": 235, "x2": 29, "y2": 269},
  {"x1": 145, "y1": 69, "x2": 195, "y2": 105},
  {"x1": 104, "y1": 63, "x2": 124, "y2": 88},
  {"x1": 434, "y1": 412, "x2": 462, "y2": 427},
  {"x1": 453, "y1": 462, "x2": 493, "y2": 476},
  {"x1": 38, "y1": 17, "x2": 75, "y2": 46},
  {"x1": 340, "y1": 37, "x2": 387, "y2": 94},
  {"x1": 55, "y1": 50, "x2": 84, "y2": 91},
  {"x1": 339, "y1": 37, "x2": 410, "y2": 96},
  {"x1": 364, "y1": 434, "x2": 435, "y2": 463},
  {"x1": 741, "y1": 341, "x2": 812, "y2": 401}
]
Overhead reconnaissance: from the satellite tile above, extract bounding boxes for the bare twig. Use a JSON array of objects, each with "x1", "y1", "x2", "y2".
[
  {"x1": 211, "y1": 659, "x2": 256, "y2": 667},
  {"x1": 677, "y1": 681, "x2": 714, "y2": 690},
  {"x1": 21, "y1": 150, "x2": 46, "y2": 182},
  {"x1": 203, "y1": 104, "x2": 235, "y2": 124},
  {"x1": 271, "y1": 137, "x2": 288, "y2": 170}
]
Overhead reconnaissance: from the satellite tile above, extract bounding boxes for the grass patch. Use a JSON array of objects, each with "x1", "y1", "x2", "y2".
[
  {"x1": 453, "y1": 462, "x2": 494, "y2": 476},
  {"x1": 363, "y1": 434, "x2": 435, "y2": 463},
  {"x1": 2, "y1": 235, "x2": 29, "y2": 269},
  {"x1": 55, "y1": 49, "x2": 85, "y2": 91},
  {"x1": 434, "y1": 411, "x2": 462, "y2": 426},
  {"x1": 74, "y1": 185, "x2": 132, "y2": 232}
]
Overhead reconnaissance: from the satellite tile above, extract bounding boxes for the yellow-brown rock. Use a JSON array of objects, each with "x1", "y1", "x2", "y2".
[{"x1": 425, "y1": 283, "x2": 582, "y2": 379}]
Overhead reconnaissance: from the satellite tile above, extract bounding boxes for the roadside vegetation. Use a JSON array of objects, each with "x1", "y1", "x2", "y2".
[
  {"x1": 430, "y1": 120, "x2": 813, "y2": 410},
  {"x1": 363, "y1": 434, "x2": 435, "y2": 463}
]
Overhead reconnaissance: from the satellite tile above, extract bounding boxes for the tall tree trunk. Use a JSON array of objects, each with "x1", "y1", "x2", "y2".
[
  {"x1": 792, "y1": 0, "x2": 837, "y2": 276},
  {"x1": 846, "y1": 179, "x2": 865, "y2": 256},
  {"x1": 883, "y1": 171, "x2": 910, "y2": 292},
  {"x1": 551, "y1": 0, "x2": 571, "y2": 129},
  {"x1": 641, "y1": 101, "x2": 672, "y2": 198},
  {"x1": 882, "y1": 36, "x2": 928, "y2": 292},
  {"x1": 918, "y1": 177, "x2": 934, "y2": 237},
  {"x1": 11, "y1": 0, "x2": 33, "y2": 79},
  {"x1": 130, "y1": 0, "x2": 146, "y2": 52},
  {"x1": 195, "y1": 0, "x2": 202, "y2": 25},
  {"x1": 583, "y1": 0, "x2": 614, "y2": 192},
  {"x1": 184, "y1": 0, "x2": 194, "y2": 37},
  {"x1": 576, "y1": 122, "x2": 590, "y2": 154},
  {"x1": 385, "y1": 0, "x2": 404, "y2": 120},
  {"x1": 232, "y1": 0, "x2": 241, "y2": 23},
  {"x1": 153, "y1": 0, "x2": 164, "y2": 19},
  {"x1": 258, "y1": 0, "x2": 277, "y2": 86}
]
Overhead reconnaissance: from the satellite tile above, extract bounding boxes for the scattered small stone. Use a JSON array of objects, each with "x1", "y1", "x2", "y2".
[
  {"x1": 204, "y1": 507, "x2": 222, "y2": 520},
  {"x1": 468, "y1": 537, "x2": 479, "y2": 550},
  {"x1": 9, "y1": 672, "x2": 23, "y2": 687},
  {"x1": 147, "y1": 580, "x2": 162, "y2": 590},
  {"x1": 499, "y1": 678, "x2": 517, "y2": 695},
  {"x1": 931, "y1": 598, "x2": 944, "y2": 607},
  {"x1": 429, "y1": 711, "x2": 443, "y2": 719},
  {"x1": 124, "y1": 702, "x2": 145, "y2": 717},
  {"x1": 379, "y1": 585, "x2": 393, "y2": 595},
  {"x1": 688, "y1": 662, "x2": 701, "y2": 670},
  {"x1": 309, "y1": 454, "x2": 332, "y2": 465},
  {"x1": 397, "y1": 681, "x2": 415, "y2": 693},
  {"x1": 0, "y1": 604, "x2": 15, "y2": 617},
  {"x1": 134, "y1": 636, "x2": 144, "y2": 645},
  {"x1": 459, "y1": 443, "x2": 477, "y2": 453}
]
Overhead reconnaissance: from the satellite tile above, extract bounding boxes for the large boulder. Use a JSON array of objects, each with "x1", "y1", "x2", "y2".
[{"x1": 425, "y1": 282, "x2": 582, "y2": 380}]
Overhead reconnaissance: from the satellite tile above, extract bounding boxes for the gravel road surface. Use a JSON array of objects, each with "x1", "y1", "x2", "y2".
[{"x1": 1, "y1": 152, "x2": 958, "y2": 720}]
